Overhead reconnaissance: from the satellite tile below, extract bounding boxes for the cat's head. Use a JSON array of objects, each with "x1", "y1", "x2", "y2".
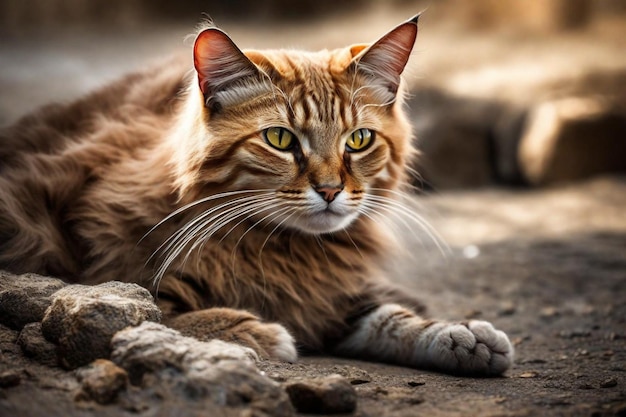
[{"x1": 174, "y1": 16, "x2": 418, "y2": 235}]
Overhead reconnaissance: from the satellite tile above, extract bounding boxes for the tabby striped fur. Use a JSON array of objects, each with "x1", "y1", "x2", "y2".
[{"x1": 0, "y1": 16, "x2": 513, "y2": 375}]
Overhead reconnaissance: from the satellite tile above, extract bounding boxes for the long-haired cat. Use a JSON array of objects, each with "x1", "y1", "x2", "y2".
[{"x1": 0, "y1": 16, "x2": 513, "y2": 375}]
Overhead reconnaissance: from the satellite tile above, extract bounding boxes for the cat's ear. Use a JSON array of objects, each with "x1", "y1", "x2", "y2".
[
  {"x1": 194, "y1": 28, "x2": 269, "y2": 112},
  {"x1": 350, "y1": 15, "x2": 419, "y2": 102}
]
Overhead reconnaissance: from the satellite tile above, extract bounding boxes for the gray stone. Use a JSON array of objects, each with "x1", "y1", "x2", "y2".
[
  {"x1": 284, "y1": 374, "x2": 357, "y2": 414},
  {"x1": 41, "y1": 281, "x2": 161, "y2": 369},
  {"x1": 76, "y1": 359, "x2": 128, "y2": 404},
  {"x1": 0, "y1": 271, "x2": 67, "y2": 330},
  {"x1": 17, "y1": 322, "x2": 58, "y2": 366},
  {"x1": 111, "y1": 322, "x2": 293, "y2": 415}
]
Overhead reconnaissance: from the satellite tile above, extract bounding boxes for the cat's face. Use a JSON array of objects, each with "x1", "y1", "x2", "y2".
[{"x1": 180, "y1": 17, "x2": 417, "y2": 235}]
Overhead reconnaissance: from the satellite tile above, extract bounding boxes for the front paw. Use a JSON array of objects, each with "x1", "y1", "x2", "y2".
[
  {"x1": 427, "y1": 320, "x2": 514, "y2": 375},
  {"x1": 166, "y1": 308, "x2": 297, "y2": 362}
]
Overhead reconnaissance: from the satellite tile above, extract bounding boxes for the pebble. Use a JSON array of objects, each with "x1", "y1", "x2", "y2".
[
  {"x1": 332, "y1": 366, "x2": 371, "y2": 385},
  {"x1": 76, "y1": 359, "x2": 128, "y2": 404},
  {"x1": 519, "y1": 371, "x2": 539, "y2": 378},
  {"x1": 0, "y1": 369, "x2": 21, "y2": 388},
  {"x1": 498, "y1": 302, "x2": 517, "y2": 316},
  {"x1": 557, "y1": 329, "x2": 591, "y2": 339},
  {"x1": 17, "y1": 322, "x2": 58, "y2": 366},
  {"x1": 599, "y1": 377, "x2": 618, "y2": 388},
  {"x1": 464, "y1": 309, "x2": 482, "y2": 319},
  {"x1": 408, "y1": 380, "x2": 426, "y2": 387},
  {"x1": 539, "y1": 307, "x2": 560, "y2": 319},
  {"x1": 284, "y1": 374, "x2": 357, "y2": 414}
]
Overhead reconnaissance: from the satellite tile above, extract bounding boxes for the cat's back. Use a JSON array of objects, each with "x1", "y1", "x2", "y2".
[
  {"x1": 0, "y1": 54, "x2": 189, "y2": 162},
  {"x1": 0, "y1": 55, "x2": 189, "y2": 277}
]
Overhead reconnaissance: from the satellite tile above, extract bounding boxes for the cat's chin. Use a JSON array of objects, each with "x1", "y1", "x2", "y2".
[{"x1": 289, "y1": 211, "x2": 359, "y2": 235}]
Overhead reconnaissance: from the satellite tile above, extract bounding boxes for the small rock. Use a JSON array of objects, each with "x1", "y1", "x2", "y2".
[
  {"x1": 332, "y1": 366, "x2": 371, "y2": 385},
  {"x1": 599, "y1": 377, "x2": 618, "y2": 388},
  {"x1": 111, "y1": 322, "x2": 293, "y2": 414},
  {"x1": 464, "y1": 309, "x2": 482, "y2": 319},
  {"x1": 408, "y1": 380, "x2": 426, "y2": 387},
  {"x1": 498, "y1": 302, "x2": 517, "y2": 316},
  {"x1": 519, "y1": 371, "x2": 539, "y2": 378},
  {"x1": 539, "y1": 306, "x2": 560, "y2": 319},
  {"x1": 284, "y1": 374, "x2": 357, "y2": 414},
  {"x1": 76, "y1": 359, "x2": 128, "y2": 404},
  {"x1": 0, "y1": 271, "x2": 66, "y2": 330},
  {"x1": 17, "y1": 322, "x2": 58, "y2": 366},
  {"x1": 41, "y1": 281, "x2": 161, "y2": 369},
  {"x1": 111, "y1": 322, "x2": 258, "y2": 384},
  {"x1": 519, "y1": 358, "x2": 547, "y2": 365},
  {"x1": 0, "y1": 369, "x2": 21, "y2": 388},
  {"x1": 558, "y1": 329, "x2": 591, "y2": 339}
]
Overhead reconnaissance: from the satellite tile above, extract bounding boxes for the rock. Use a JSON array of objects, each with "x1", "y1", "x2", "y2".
[
  {"x1": 519, "y1": 96, "x2": 626, "y2": 186},
  {"x1": 76, "y1": 359, "x2": 128, "y2": 404},
  {"x1": 111, "y1": 322, "x2": 293, "y2": 415},
  {"x1": 0, "y1": 271, "x2": 66, "y2": 330},
  {"x1": 284, "y1": 374, "x2": 357, "y2": 414},
  {"x1": 558, "y1": 329, "x2": 591, "y2": 339},
  {"x1": 41, "y1": 281, "x2": 161, "y2": 369},
  {"x1": 539, "y1": 306, "x2": 560, "y2": 319},
  {"x1": 409, "y1": 89, "x2": 527, "y2": 189},
  {"x1": 330, "y1": 366, "x2": 371, "y2": 385},
  {"x1": 17, "y1": 322, "x2": 58, "y2": 366},
  {"x1": 498, "y1": 301, "x2": 517, "y2": 316},
  {"x1": 0, "y1": 369, "x2": 22, "y2": 388},
  {"x1": 599, "y1": 377, "x2": 618, "y2": 388}
]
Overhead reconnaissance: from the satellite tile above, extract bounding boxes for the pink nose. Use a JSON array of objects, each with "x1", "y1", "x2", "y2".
[{"x1": 315, "y1": 185, "x2": 344, "y2": 203}]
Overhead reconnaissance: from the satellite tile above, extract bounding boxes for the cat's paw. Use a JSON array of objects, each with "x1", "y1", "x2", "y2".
[
  {"x1": 426, "y1": 320, "x2": 514, "y2": 375},
  {"x1": 240, "y1": 319, "x2": 298, "y2": 363},
  {"x1": 166, "y1": 308, "x2": 297, "y2": 362}
]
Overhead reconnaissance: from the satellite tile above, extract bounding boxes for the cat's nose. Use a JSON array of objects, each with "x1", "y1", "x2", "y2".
[{"x1": 315, "y1": 184, "x2": 344, "y2": 203}]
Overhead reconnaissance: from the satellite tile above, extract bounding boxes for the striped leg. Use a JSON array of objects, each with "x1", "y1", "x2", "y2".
[{"x1": 334, "y1": 304, "x2": 514, "y2": 375}]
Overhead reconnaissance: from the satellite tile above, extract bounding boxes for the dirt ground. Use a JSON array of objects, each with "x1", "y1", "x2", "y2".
[{"x1": 1, "y1": 4, "x2": 625, "y2": 416}]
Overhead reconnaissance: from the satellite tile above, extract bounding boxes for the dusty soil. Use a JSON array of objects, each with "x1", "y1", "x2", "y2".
[{"x1": 1, "y1": 4, "x2": 625, "y2": 416}]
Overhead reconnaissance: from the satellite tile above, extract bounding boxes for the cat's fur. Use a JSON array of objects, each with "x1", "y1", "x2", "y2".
[{"x1": 0, "y1": 16, "x2": 513, "y2": 375}]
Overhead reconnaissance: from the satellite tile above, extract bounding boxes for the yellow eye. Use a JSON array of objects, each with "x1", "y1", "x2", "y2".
[
  {"x1": 264, "y1": 127, "x2": 295, "y2": 151},
  {"x1": 346, "y1": 128, "x2": 374, "y2": 152}
]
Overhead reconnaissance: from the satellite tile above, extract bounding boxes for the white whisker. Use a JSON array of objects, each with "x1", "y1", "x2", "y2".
[{"x1": 362, "y1": 194, "x2": 450, "y2": 257}]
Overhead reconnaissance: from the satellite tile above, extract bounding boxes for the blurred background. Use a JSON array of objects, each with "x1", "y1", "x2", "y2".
[{"x1": 1, "y1": 0, "x2": 625, "y2": 190}]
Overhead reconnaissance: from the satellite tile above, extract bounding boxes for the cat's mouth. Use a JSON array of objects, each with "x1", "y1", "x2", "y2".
[{"x1": 292, "y1": 208, "x2": 359, "y2": 234}]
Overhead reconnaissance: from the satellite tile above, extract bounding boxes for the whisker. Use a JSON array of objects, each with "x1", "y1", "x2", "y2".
[
  {"x1": 150, "y1": 192, "x2": 276, "y2": 287},
  {"x1": 362, "y1": 194, "x2": 450, "y2": 257},
  {"x1": 139, "y1": 189, "x2": 275, "y2": 244},
  {"x1": 229, "y1": 204, "x2": 295, "y2": 278},
  {"x1": 172, "y1": 198, "x2": 278, "y2": 277},
  {"x1": 146, "y1": 193, "x2": 274, "y2": 267}
]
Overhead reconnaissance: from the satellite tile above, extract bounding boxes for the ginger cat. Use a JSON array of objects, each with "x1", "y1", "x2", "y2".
[{"x1": 0, "y1": 16, "x2": 513, "y2": 375}]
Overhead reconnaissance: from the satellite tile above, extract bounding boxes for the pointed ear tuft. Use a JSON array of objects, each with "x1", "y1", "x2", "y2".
[
  {"x1": 352, "y1": 15, "x2": 419, "y2": 101},
  {"x1": 193, "y1": 29, "x2": 268, "y2": 111}
]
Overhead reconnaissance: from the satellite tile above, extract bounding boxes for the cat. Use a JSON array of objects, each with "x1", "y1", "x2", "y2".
[{"x1": 0, "y1": 15, "x2": 513, "y2": 375}]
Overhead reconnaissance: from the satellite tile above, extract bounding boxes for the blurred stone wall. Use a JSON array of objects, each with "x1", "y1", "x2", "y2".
[{"x1": 2, "y1": 0, "x2": 625, "y2": 33}]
